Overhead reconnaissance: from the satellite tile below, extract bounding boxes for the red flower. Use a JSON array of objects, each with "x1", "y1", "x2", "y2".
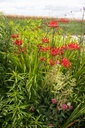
[
  {"x1": 50, "y1": 47, "x2": 59, "y2": 56},
  {"x1": 61, "y1": 104, "x2": 68, "y2": 110},
  {"x1": 40, "y1": 56, "x2": 46, "y2": 62},
  {"x1": 48, "y1": 20, "x2": 58, "y2": 28},
  {"x1": 49, "y1": 124, "x2": 53, "y2": 127},
  {"x1": 51, "y1": 99, "x2": 57, "y2": 104},
  {"x1": 58, "y1": 45, "x2": 67, "y2": 55},
  {"x1": 14, "y1": 39, "x2": 22, "y2": 46},
  {"x1": 68, "y1": 43, "x2": 80, "y2": 50},
  {"x1": 60, "y1": 18, "x2": 69, "y2": 23},
  {"x1": 55, "y1": 59, "x2": 60, "y2": 64},
  {"x1": 40, "y1": 46, "x2": 49, "y2": 52},
  {"x1": 49, "y1": 59, "x2": 55, "y2": 65},
  {"x1": 49, "y1": 58, "x2": 59, "y2": 65},
  {"x1": 62, "y1": 58, "x2": 71, "y2": 68},
  {"x1": 68, "y1": 105, "x2": 73, "y2": 110},
  {"x1": 42, "y1": 37, "x2": 49, "y2": 43},
  {"x1": 12, "y1": 34, "x2": 19, "y2": 38}
]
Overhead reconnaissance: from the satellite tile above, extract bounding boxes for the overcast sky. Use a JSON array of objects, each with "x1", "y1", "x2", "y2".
[{"x1": 0, "y1": 0, "x2": 85, "y2": 18}]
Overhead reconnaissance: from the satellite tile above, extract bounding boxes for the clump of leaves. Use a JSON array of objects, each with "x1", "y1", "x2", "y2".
[{"x1": 44, "y1": 65, "x2": 76, "y2": 104}]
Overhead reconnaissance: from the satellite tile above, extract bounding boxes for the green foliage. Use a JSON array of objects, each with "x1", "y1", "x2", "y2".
[
  {"x1": 0, "y1": 12, "x2": 85, "y2": 128},
  {"x1": 44, "y1": 65, "x2": 76, "y2": 104},
  {"x1": 62, "y1": 104, "x2": 85, "y2": 128}
]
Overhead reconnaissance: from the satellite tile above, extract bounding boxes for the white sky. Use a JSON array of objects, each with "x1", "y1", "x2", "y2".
[{"x1": 0, "y1": 0, "x2": 85, "y2": 18}]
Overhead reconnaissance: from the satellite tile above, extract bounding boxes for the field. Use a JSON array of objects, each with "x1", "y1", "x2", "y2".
[
  {"x1": 6, "y1": 15, "x2": 85, "y2": 35},
  {"x1": 0, "y1": 13, "x2": 85, "y2": 128}
]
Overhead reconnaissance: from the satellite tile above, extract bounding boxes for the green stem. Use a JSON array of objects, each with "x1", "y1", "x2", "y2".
[{"x1": 51, "y1": 28, "x2": 55, "y2": 47}]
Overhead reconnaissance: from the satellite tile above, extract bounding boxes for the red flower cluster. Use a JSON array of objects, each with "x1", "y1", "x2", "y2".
[
  {"x1": 49, "y1": 59, "x2": 59, "y2": 66},
  {"x1": 58, "y1": 45, "x2": 68, "y2": 55},
  {"x1": 40, "y1": 56, "x2": 46, "y2": 62},
  {"x1": 12, "y1": 34, "x2": 19, "y2": 38},
  {"x1": 50, "y1": 47, "x2": 59, "y2": 56},
  {"x1": 61, "y1": 104, "x2": 73, "y2": 111},
  {"x1": 39, "y1": 41, "x2": 80, "y2": 68},
  {"x1": 42, "y1": 37, "x2": 49, "y2": 43},
  {"x1": 61, "y1": 58, "x2": 71, "y2": 68},
  {"x1": 14, "y1": 39, "x2": 22, "y2": 46},
  {"x1": 49, "y1": 124, "x2": 53, "y2": 127},
  {"x1": 51, "y1": 99, "x2": 57, "y2": 104},
  {"x1": 68, "y1": 42, "x2": 80, "y2": 50},
  {"x1": 57, "y1": 103, "x2": 73, "y2": 111},
  {"x1": 60, "y1": 18, "x2": 69, "y2": 23},
  {"x1": 49, "y1": 59, "x2": 54, "y2": 65},
  {"x1": 40, "y1": 46, "x2": 49, "y2": 52},
  {"x1": 48, "y1": 20, "x2": 58, "y2": 28},
  {"x1": 50, "y1": 45, "x2": 67, "y2": 56},
  {"x1": 12, "y1": 33, "x2": 23, "y2": 46},
  {"x1": 61, "y1": 104, "x2": 68, "y2": 110},
  {"x1": 38, "y1": 20, "x2": 80, "y2": 69}
]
